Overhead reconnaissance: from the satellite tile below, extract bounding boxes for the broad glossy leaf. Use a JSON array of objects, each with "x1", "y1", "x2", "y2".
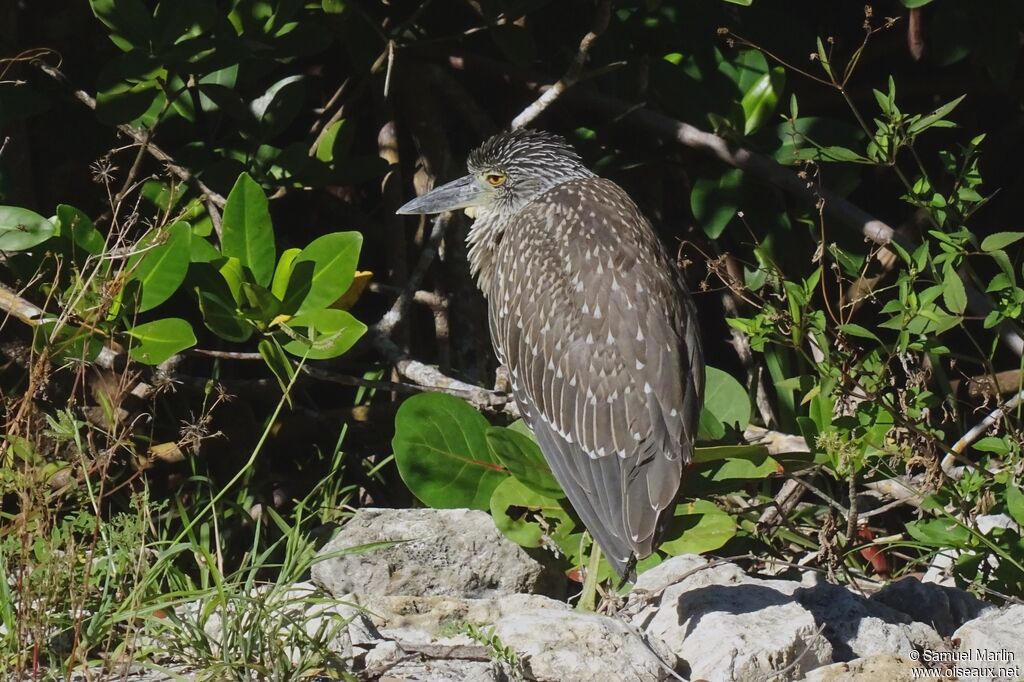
[
  {"x1": 660, "y1": 500, "x2": 737, "y2": 555},
  {"x1": 250, "y1": 75, "x2": 305, "y2": 136},
  {"x1": 271, "y1": 248, "x2": 302, "y2": 299},
  {"x1": 486, "y1": 426, "x2": 563, "y2": 498},
  {"x1": 55, "y1": 205, "x2": 105, "y2": 255},
  {"x1": 240, "y1": 282, "x2": 282, "y2": 325},
  {"x1": 281, "y1": 231, "x2": 362, "y2": 314},
  {"x1": 126, "y1": 318, "x2": 196, "y2": 365},
  {"x1": 0, "y1": 206, "x2": 54, "y2": 251},
  {"x1": 741, "y1": 67, "x2": 785, "y2": 135},
  {"x1": 392, "y1": 393, "x2": 507, "y2": 510},
  {"x1": 489, "y1": 477, "x2": 572, "y2": 548},
  {"x1": 691, "y1": 169, "x2": 744, "y2": 239},
  {"x1": 89, "y1": 0, "x2": 154, "y2": 49},
  {"x1": 128, "y1": 222, "x2": 191, "y2": 312},
  {"x1": 280, "y1": 308, "x2": 366, "y2": 359},
  {"x1": 197, "y1": 288, "x2": 252, "y2": 343},
  {"x1": 221, "y1": 173, "x2": 276, "y2": 287},
  {"x1": 697, "y1": 366, "x2": 750, "y2": 440}
]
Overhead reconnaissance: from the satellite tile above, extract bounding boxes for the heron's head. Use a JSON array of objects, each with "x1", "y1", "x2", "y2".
[{"x1": 396, "y1": 129, "x2": 592, "y2": 218}]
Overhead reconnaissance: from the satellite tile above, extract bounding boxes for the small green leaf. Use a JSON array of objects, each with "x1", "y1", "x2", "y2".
[
  {"x1": 0, "y1": 206, "x2": 55, "y2": 251},
  {"x1": 906, "y1": 518, "x2": 971, "y2": 548},
  {"x1": 838, "y1": 323, "x2": 881, "y2": 342},
  {"x1": 1006, "y1": 485, "x2": 1024, "y2": 527},
  {"x1": 486, "y1": 427, "x2": 563, "y2": 498},
  {"x1": 281, "y1": 232, "x2": 363, "y2": 314},
  {"x1": 280, "y1": 308, "x2": 366, "y2": 359},
  {"x1": 981, "y1": 232, "x2": 1024, "y2": 252},
  {"x1": 240, "y1": 283, "x2": 283, "y2": 325},
  {"x1": 221, "y1": 173, "x2": 276, "y2": 287},
  {"x1": 741, "y1": 66, "x2": 785, "y2": 135},
  {"x1": 197, "y1": 288, "x2": 252, "y2": 342},
  {"x1": 489, "y1": 477, "x2": 572, "y2": 548},
  {"x1": 55, "y1": 205, "x2": 105, "y2": 254},
  {"x1": 272, "y1": 248, "x2": 302, "y2": 299},
  {"x1": 128, "y1": 222, "x2": 192, "y2": 312},
  {"x1": 900, "y1": 0, "x2": 933, "y2": 6},
  {"x1": 258, "y1": 337, "x2": 295, "y2": 398},
  {"x1": 660, "y1": 500, "x2": 737, "y2": 555},
  {"x1": 126, "y1": 318, "x2": 196, "y2": 365},
  {"x1": 907, "y1": 95, "x2": 965, "y2": 134},
  {"x1": 392, "y1": 393, "x2": 508, "y2": 510},
  {"x1": 941, "y1": 265, "x2": 967, "y2": 314}
]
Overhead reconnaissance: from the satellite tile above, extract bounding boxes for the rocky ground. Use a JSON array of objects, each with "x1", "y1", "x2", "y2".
[{"x1": 59, "y1": 508, "x2": 1024, "y2": 681}]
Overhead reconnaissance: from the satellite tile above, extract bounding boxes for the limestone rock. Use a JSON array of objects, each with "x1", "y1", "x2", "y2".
[
  {"x1": 312, "y1": 508, "x2": 564, "y2": 599},
  {"x1": 952, "y1": 605, "x2": 1024, "y2": 682},
  {"x1": 803, "y1": 655, "x2": 925, "y2": 681},
  {"x1": 870, "y1": 577, "x2": 993, "y2": 636}
]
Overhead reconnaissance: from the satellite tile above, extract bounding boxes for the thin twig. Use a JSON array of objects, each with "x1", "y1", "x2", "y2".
[
  {"x1": 510, "y1": 0, "x2": 611, "y2": 129},
  {"x1": 34, "y1": 61, "x2": 226, "y2": 238},
  {"x1": 942, "y1": 388, "x2": 1024, "y2": 480}
]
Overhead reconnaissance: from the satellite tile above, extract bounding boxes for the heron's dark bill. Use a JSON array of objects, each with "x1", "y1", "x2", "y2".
[{"x1": 396, "y1": 175, "x2": 486, "y2": 215}]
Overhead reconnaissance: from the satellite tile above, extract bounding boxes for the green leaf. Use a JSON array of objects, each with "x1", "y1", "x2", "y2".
[
  {"x1": 0, "y1": 206, "x2": 55, "y2": 251},
  {"x1": 905, "y1": 518, "x2": 971, "y2": 548},
  {"x1": 258, "y1": 337, "x2": 295, "y2": 398},
  {"x1": 250, "y1": 75, "x2": 306, "y2": 136},
  {"x1": 89, "y1": 0, "x2": 154, "y2": 49},
  {"x1": 907, "y1": 95, "x2": 965, "y2": 134},
  {"x1": 392, "y1": 393, "x2": 508, "y2": 510},
  {"x1": 941, "y1": 265, "x2": 967, "y2": 314},
  {"x1": 660, "y1": 500, "x2": 737, "y2": 555},
  {"x1": 691, "y1": 169, "x2": 744, "y2": 239},
  {"x1": 127, "y1": 222, "x2": 191, "y2": 312},
  {"x1": 280, "y1": 308, "x2": 366, "y2": 359},
  {"x1": 981, "y1": 232, "x2": 1024, "y2": 252},
  {"x1": 723, "y1": 0, "x2": 753, "y2": 5},
  {"x1": 240, "y1": 283, "x2": 282, "y2": 325},
  {"x1": 221, "y1": 173, "x2": 276, "y2": 287},
  {"x1": 55, "y1": 205, "x2": 105, "y2": 255},
  {"x1": 900, "y1": 0, "x2": 933, "y2": 6},
  {"x1": 839, "y1": 323, "x2": 881, "y2": 342},
  {"x1": 489, "y1": 477, "x2": 572, "y2": 548},
  {"x1": 741, "y1": 66, "x2": 785, "y2": 135},
  {"x1": 272, "y1": 248, "x2": 302, "y2": 299},
  {"x1": 1006, "y1": 486, "x2": 1024, "y2": 527},
  {"x1": 126, "y1": 318, "x2": 196, "y2": 365},
  {"x1": 697, "y1": 366, "x2": 750, "y2": 439},
  {"x1": 485, "y1": 427, "x2": 563, "y2": 498},
  {"x1": 197, "y1": 288, "x2": 252, "y2": 343},
  {"x1": 281, "y1": 232, "x2": 362, "y2": 314}
]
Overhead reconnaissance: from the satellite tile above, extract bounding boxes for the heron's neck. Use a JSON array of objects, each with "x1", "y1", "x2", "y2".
[{"x1": 466, "y1": 208, "x2": 507, "y2": 294}]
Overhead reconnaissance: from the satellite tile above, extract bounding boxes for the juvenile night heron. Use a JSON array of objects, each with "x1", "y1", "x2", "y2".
[{"x1": 398, "y1": 129, "x2": 704, "y2": 578}]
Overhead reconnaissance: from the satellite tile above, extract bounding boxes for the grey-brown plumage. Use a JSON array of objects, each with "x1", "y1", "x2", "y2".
[{"x1": 398, "y1": 129, "x2": 704, "y2": 578}]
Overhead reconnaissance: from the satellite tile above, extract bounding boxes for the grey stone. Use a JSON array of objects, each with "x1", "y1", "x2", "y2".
[
  {"x1": 803, "y1": 655, "x2": 925, "y2": 681},
  {"x1": 952, "y1": 605, "x2": 1024, "y2": 682},
  {"x1": 631, "y1": 555, "x2": 832, "y2": 682},
  {"x1": 494, "y1": 608, "x2": 673, "y2": 682},
  {"x1": 870, "y1": 577, "x2": 994, "y2": 636},
  {"x1": 795, "y1": 582, "x2": 946, "y2": 661},
  {"x1": 312, "y1": 508, "x2": 564, "y2": 599}
]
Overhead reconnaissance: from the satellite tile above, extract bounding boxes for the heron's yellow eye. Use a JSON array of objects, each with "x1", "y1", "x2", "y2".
[{"x1": 485, "y1": 173, "x2": 506, "y2": 187}]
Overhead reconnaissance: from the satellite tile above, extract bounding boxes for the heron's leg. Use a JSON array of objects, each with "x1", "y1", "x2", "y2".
[{"x1": 578, "y1": 536, "x2": 602, "y2": 612}]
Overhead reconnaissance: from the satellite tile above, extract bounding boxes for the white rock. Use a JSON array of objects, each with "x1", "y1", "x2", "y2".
[
  {"x1": 312, "y1": 508, "x2": 563, "y2": 599},
  {"x1": 494, "y1": 607, "x2": 673, "y2": 682},
  {"x1": 803, "y1": 654, "x2": 925, "y2": 681},
  {"x1": 952, "y1": 605, "x2": 1024, "y2": 682},
  {"x1": 631, "y1": 555, "x2": 832, "y2": 681},
  {"x1": 870, "y1": 577, "x2": 994, "y2": 636}
]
